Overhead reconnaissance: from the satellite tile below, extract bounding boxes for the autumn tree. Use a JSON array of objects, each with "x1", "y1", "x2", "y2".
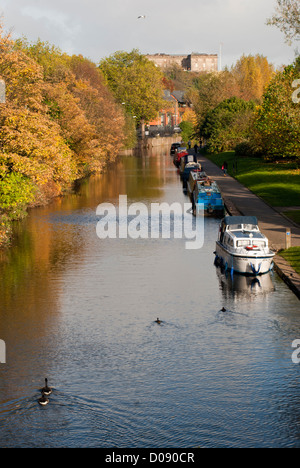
[
  {"x1": 267, "y1": 0, "x2": 300, "y2": 44},
  {"x1": 0, "y1": 26, "x2": 77, "y2": 222},
  {"x1": 70, "y1": 55, "x2": 126, "y2": 165},
  {"x1": 16, "y1": 39, "x2": 126, "y2": 171},
  {"x1": 231, "y1": 55, "x2": 275, "y2": 102}
]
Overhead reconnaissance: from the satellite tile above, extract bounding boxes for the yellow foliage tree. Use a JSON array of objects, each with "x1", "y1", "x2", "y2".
[{"x1": 231, "y1": 55, "x2": 274, "y2": 102}]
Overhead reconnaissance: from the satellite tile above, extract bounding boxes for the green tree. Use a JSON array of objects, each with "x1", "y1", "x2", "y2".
[
  {"x1": 187, "y1": 70, "x2": 241, "y2": 132},
  {"x1": 200, "y1": 97, "x2": 256, "y2": 153},
  {"x1": 99, "y1": 50, "x2": 165, "y2": 125},
  {"x1": 179, "y1": 121, "x2": 194, "y2": 145},
  {"x1": 254, "y1": 59, "x2": 300, "y2": 161}
]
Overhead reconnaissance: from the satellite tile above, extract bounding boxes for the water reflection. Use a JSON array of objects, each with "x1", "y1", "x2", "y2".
[{"x1": 216, "y1": 268, "x2": 276, "y2": 301}]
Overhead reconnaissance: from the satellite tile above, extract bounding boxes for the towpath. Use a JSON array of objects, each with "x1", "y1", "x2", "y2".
[{"x1": 197, "y1": 153, "x2": 300, "y2": 251}]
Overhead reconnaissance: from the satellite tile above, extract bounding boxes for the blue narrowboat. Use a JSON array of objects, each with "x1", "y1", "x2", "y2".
[{"x1": 193, "y1": 180, "x2": 225, "y2": 216}]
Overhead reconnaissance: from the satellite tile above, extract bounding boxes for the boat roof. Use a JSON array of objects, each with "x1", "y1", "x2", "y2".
[
  {"x1": 190, "y1": 171, "x2": 207, "y2": 179},
  {"x1": 223, "y1": 216, "x2": 258, "y2": 226},
  {"x1": 196, "y1": 181, "x2": 220, "y2": 192}
]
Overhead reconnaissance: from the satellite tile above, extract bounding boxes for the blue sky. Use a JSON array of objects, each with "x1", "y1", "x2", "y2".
[{"x1": 0, "y1": 0, "x2": 296, "y2": 68}]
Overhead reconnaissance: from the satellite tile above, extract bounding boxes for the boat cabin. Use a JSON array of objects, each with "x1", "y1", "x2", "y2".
[
  {"x1": 219, "y1": 216, "x2": 268, "y2": 251},
  {"x1": 194, "y1": 181, "x2": 224, "y2": 215},
  {"x1": 179, "y1": 154, "x2": 198, "y2": 173},
  {"x1": 187, "y1": 171, "x2": 208, "y2": 200}
]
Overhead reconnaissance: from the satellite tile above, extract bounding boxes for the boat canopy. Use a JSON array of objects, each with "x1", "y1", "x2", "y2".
[{"x1": 223, "y1": 216, "x2": 258, "y2": 226}]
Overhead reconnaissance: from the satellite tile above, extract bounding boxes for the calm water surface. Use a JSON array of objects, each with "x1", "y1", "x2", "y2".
[{"x1": 0, "y1": 147, "x2": 299, "y2": 448}]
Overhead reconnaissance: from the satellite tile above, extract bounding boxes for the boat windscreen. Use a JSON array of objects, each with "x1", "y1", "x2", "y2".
[{"x1": 243, "y1": 224, "x2": 259, "y2": 231}]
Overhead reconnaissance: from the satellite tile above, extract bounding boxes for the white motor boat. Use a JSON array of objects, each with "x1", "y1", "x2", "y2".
[{"x1": 215, "y1": 216, "x2": 275, "y2": 276}]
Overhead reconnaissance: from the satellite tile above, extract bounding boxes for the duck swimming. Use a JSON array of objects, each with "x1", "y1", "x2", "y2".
[
  {"x1": 38, "y1": 394, "x2": 49, "y2": 406},
  {"x1": 220, "y1": 307, "x2": 227, "y2": 312},
  {"x1": 41, "y1": 378, "x2": 52, "y2": 396},
  {"x1": 155, "y1": 318, "x2": 162, "y2": 324}
]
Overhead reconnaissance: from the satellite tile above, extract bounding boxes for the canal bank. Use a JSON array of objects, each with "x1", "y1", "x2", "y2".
[{"x1": 197, "y1": 153, "x2": 300, "y2": 299}]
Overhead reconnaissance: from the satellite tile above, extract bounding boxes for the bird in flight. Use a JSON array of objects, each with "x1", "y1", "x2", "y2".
[{"x1": 138, "y1": 15, "x2": 146, "y2": 19}]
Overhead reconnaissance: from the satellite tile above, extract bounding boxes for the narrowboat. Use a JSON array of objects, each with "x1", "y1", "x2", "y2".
[
  {"x1": 187, "y1": 171, "x2": 208, "y2": 200},
  {"x1": 170, "y1": 142, "x2": 181, "y2": 155},
  {"x1": 179, "y1": 153, "x2": 198, "y2": 173},
  {"x1": 173, "y1": 148, "x2": 188, "y2": 167},
  {"x1": 193, "y1": 180, "x2": 225, "y2": 217},
  {"x1": 180, "y1": 163, "x2": 202, "y2": 183},
  {"x1": 215, "y1": 216, "x2": 275, "y2": 276}
]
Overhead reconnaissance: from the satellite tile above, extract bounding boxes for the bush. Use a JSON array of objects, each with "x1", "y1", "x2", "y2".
[
  {"x1": 235, "y1": 141, "x2": 263, "y2": 158},
  {"x1": 0, "y1": 172, "x2": 36, "y2": 220}
]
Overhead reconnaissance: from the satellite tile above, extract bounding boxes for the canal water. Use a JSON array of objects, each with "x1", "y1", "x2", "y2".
[{"x1": 0, "y1": 147, "x2": 299, "y2": 448}]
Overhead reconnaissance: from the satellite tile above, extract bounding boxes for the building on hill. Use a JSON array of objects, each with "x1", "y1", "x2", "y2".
[{"x1": 146, "y1": 53, "x2": 218, "y2": 73}]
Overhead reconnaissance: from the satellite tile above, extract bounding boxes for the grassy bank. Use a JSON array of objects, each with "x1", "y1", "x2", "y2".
[
  {"x1": 282, "y1": 210, "x2": 300, "y2": 225},
  {"x1": 205, "y1": 151, "x2": 300, "y2": 208},
  {"x1": 279, "y1": 247, "x2": 300, "y2": 275}
]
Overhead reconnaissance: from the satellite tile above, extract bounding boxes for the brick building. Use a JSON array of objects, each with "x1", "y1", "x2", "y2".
[
  {"x1": 146, "y1": 53, "x2": 218, "y2": 73},
  {"x1": 147, "y1": 90, "x2": 187, "y2": 133}
]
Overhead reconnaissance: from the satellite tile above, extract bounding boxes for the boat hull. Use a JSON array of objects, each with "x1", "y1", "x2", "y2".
[
  {"x1": 195, "y1": 201, "x2": 225, "y2": 217},
  {"x1": 215, "y1": 241, "x2": 275, "y2": 275}
]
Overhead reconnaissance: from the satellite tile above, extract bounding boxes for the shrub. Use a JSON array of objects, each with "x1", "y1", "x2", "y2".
[
  {"x1": 0, "y1": 172, "x2": 36, "y2": 220},
  {"x1": 235, "y1": 141, "x2": 263, "y2": 158}
]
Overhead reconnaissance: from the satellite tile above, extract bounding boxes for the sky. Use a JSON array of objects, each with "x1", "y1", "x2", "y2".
[{"x1": 0, "y1": 0, "x2": 297, "y2": 69}]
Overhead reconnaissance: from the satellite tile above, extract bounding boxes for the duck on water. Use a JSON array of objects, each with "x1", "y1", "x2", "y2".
[
  {"x1": 40, "y1": 378, "x2": 52, "y2": 396},
  {"x1": 38, "y1": 379, "x2": 52, "y2": 405}
]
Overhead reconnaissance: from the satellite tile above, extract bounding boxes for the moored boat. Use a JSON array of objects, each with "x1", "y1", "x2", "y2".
[
  {"x1": 173, "y1": 148, "x2": 188, "y2": 167},
  {"x1": 215, "y1": 216, "x2": 275, "y2": 276},
  {"x1": 179, "y1": 153, "x2": 198, "y2": 173},
  {"x1": 193, "y1": 180, "x2": 224, "y2": 217},
  {"x1": 180, "y1": 163, "x2": 202, "y2": 183},
  {"x1": 187, "y1": 171, "x2": 208, "y2": 200}
]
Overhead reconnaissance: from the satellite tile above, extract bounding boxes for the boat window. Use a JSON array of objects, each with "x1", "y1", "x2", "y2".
[
  {"x1": 237, "y1": 240, "x2": 251, "y2": 247},
  {"x1": 254, "y1": 241, "x2": 266, "y2": 248},
  {"x1": 227, "y1": 224, "x2": 242, "y2": 231},
  {"x1": 243, "y1": 224, "x2": 259, "y2": 231},
  {"x1": 224, "y1": 234, "x2": 234, "y2": 247},
  {"x1": 236, "y1": 240, "x2": 266, "y2": 248}
]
